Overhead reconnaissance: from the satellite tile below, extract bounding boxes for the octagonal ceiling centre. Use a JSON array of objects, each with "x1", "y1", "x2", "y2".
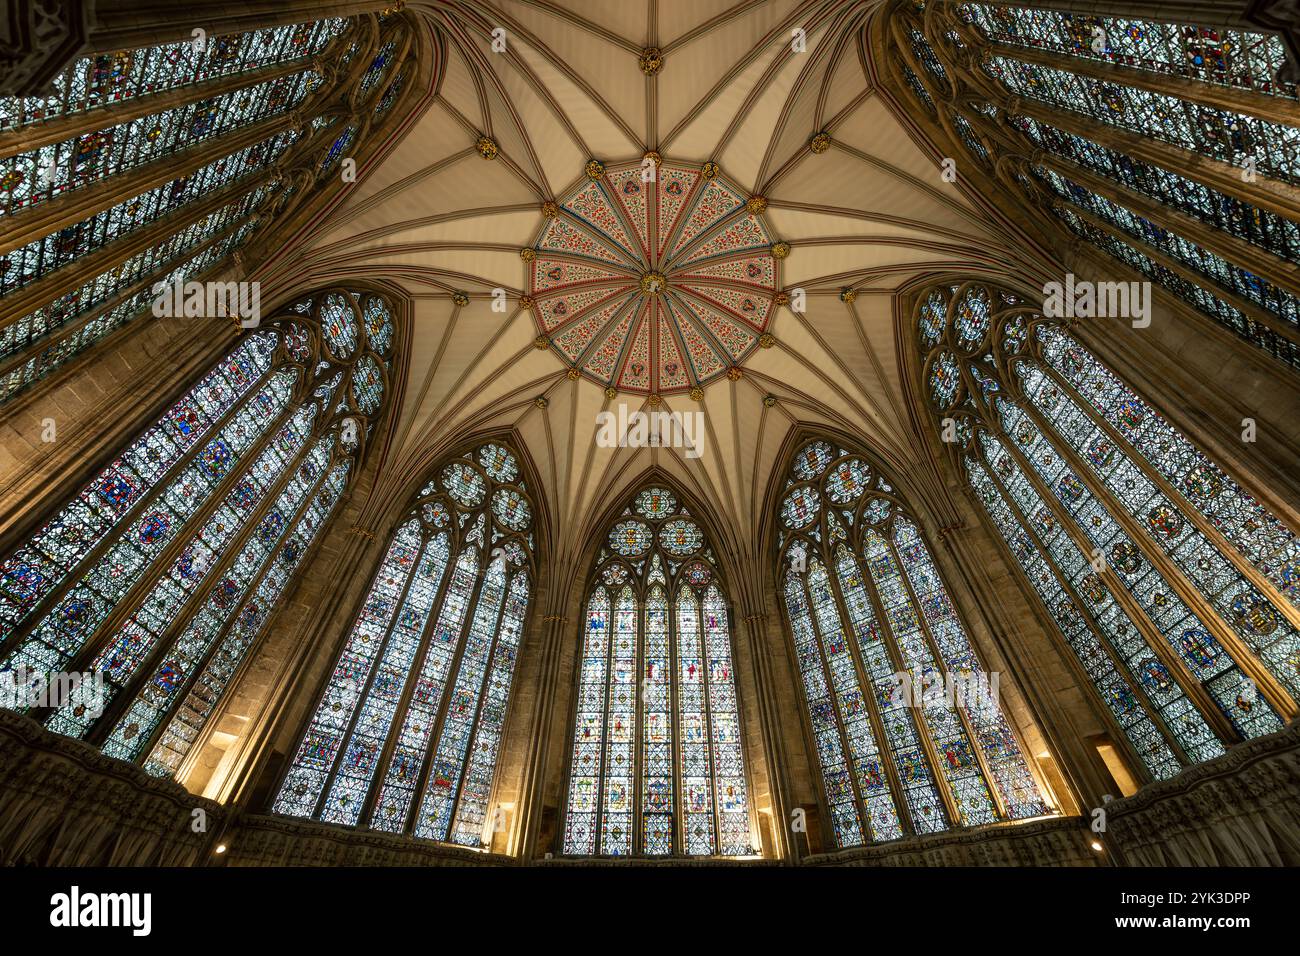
[{"x1": 526, "y1": 159, "x2": 781, "y2": 396}]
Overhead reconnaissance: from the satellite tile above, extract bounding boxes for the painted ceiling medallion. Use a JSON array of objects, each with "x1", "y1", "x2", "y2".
[{"x1": 525, "y1": 158, "x2": 780, "y2": 395}]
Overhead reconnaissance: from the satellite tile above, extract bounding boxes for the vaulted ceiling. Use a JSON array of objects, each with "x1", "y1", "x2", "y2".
[{"x1": 262, "y1": 0, "x2": 1051, "y2": 574}]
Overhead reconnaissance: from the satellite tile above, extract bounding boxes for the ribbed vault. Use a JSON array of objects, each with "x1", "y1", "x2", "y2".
[{"x1": 251, "y1": 0, "x2": 1059, "y2": 576}]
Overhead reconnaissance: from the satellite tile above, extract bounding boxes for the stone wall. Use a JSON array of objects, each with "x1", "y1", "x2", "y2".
[
  {"x1": 0, "y1": 709, "x2": 223, "y2": 866},
  {"x1": 4, "y1": 705, "x2": 1297, "y2": 866},
  {"x1": 1103, "y1": 722, "x2": 1300, "y2": 866}
]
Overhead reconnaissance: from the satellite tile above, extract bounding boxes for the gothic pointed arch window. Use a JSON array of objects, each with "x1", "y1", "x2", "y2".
[
  {"x1": 774, "y1": 438, "x2": 1051, "y2": 849},
  {"x1": 916, "y1": 279, "x2": 1299, "y2": 783},
  {"x1": 273, "y1": 440, "x2": 536, "y2": 848},
  {"x1": 0, "y1": 11, "x2": 414, "y2": 406},
  {"x1": 889, "y1": 2, "x2": 1300, "y2": 372},
  {"x1": 561, "y1": 486, "x2": 754, "y2": 857},
  {"x1": 0, "y1": 287, "x2": 395, "y2": 778}
]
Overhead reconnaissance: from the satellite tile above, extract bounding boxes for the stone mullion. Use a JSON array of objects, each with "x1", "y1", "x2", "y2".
[
  {"x1": 921, "y1": 16, "x2": 1300, "y2": 227},
  {"x1": 438, "y1": 571, "x2": 512, "y2": 844},
  {"x1": 354, "y1": 524, "x2": 464, "y2": 830},
  {"x1": 826, "y1": 544, "x2": 928, "y2": 836},
  {"x1": 890, "y1": 13, "x2": 953, "y2": 103},
  {"x1": 1036, "y1": 352, "x2": 1300, "y2": 643},
  {"x1": 404, "y1": 547, "x2": 497, "y2": 838},
  {"x1": 629, "y1": 587, "x2": 645, "y2": 855},
  {"x1": 1056, "y1": 198, "x2": 1300, "y2": 348},
  {"x1": 811, "y1": 554, "x2": 915, "y2": 837},
  {"x1": 592, "y1": 591, "x2": 618, "y2": 853},
  {"x1": 515, "y1": 602, "x2": 570, "y2": 858},
  {"x1": 0, "y1": 350, "x2": 280, "y2": 665},
  {"x1": 986, "y1": 41, "x2": 1300, "y2": 126},
  {"x1": 0, "y1": 216, "x2": 251, "y2": 388},
  {"x1": 1009, "y1": 96, "x2": 1300, "y2": 223},
  {"x1": 86, "y1": 424, "x2": 339, "y2": 753},
  {"x1": 665, "y1": 585, "x2": 681, "y2": 856},
  {"x1": 852, "y1": 538, "x2": 967, "y2": 832},
  {"x1": 890, "y1": 526, "x2": 1012, "y2": 819},
  {"x1": 0, "y1": 172, "x2": 272, "y2": 330},
  {"x1": 912, "y1": 518, "x2": 1069, "y2": 814},
  {"x1": 790, "y1": 570, "x2": 877, "y2": 844},
  {"x1": 737, "y1": 605, "x2": 793, "y2": 860},
  {"x1": 0, "y1": 43, "x2": 367, "y2": 333},
  {"x1": 969, "y1": 459, "x2": 1183, "y2": 779},
  {"x1": 151, "y1": 440, "x2": 356, "y2": 783},
  {"x1": 308, "y1": 524, "x2": 431, "y2": 819},
  {"x1": 997, "y1": 400, "x2": 1242, "y2": 745},
  {"x1": 692, "y1": 588, "x2": 721, "y2": 855},
  {"x1": 1, "y1": 110, "x2": 302, "y2": 261},
  {"x1": 724, "y1": 600, "x2": 763, "y2": 858},
  {"x1": 35, "y1": 364, "x2": 312, "y2": 702},
  {"x1": 1031, "y1": 153, "x2": 1300, "y2": 302},
  {"x1": 473, "y1": 576, "x2": 543, "y2": 857},
  {"x1": 944, "y1": 0, "x2": 1256, "y2": 29},
  {"x1": 944, "y1": 487, "x2": 1147, "y2": 802},
  {"x1": 1016, "y1": 371, "x2": 1298, "y2": 720},
  {"x1": 0, "y1": 54, "x2": 323, "y2": 162}
]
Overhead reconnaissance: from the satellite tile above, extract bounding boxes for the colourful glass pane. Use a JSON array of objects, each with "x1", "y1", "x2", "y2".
[
  {"x1": 634, "y1": 487, "x2": 677, "y2": 519},
  {"x1": 659, "y1": 518, "x2": 703, "y2": 556},
  {"x1": 609, "y1": 520, "x2": 652, "y2": 556},
  {"x1": 962, "y1": 5, "x2": 1296, "y2": 98},
  {"x1": 781, "y1": 487, "x2": 820, "y2": 529},
  {"x1": 0, "y1": 20, "x2": 348, "y2": 131},
  {"x1": 562, "y1": 486, "x2": 750, "y2": 856},
  {"x1": 274, "y1": 441, "x2": 536, "y2": 840}
]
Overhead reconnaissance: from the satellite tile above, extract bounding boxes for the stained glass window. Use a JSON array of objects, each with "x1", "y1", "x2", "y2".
[
  {"x1": 0, "y1": 288, "x2": 393, "y2": 780},
  {"x1": 0, "y1": 13, "x2": 412, "y2": 409},
  {"x1": 894, "y1": 3, "x2": 1300, "y2": 374},
  {"x1": 775, "y1": 437, "x2": 1052, "y2": 849},
  {"x1": 562, "y1": 487, "x2": 754, "y2": 856},
  {"x1": 917, "y1": 280, "x2": 1299, "y2": 782},
  {"x1": 273, "y1": 440, "x2": 536, "y2": 849}
]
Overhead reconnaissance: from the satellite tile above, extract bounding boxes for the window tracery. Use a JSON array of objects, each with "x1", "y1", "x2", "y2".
[
  {"x1": 0, "y1": 288, "x2": 394, "y2": 778},
  {"x1": 916, "y1": 278, "x2": 1299, "y2": 781}
]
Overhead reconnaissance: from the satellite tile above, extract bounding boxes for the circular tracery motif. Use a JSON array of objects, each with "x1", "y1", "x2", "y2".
[
  {"x1": 527, "y1": 159, "x2": 780, "y2": 394},
  {"x1": 826, "y1": 458, "x2": 871, "y2": 505},
  {"x1": 491, "y1": 488, "x2": 531, "y2": 530},
  {"x1": 478, "y1": 443, "x2": 519, "y2": 483},
  {"x1": 659, "y1": 518, "x2": 703, "y2": 556},
  {"x1": 440, "y1": 462, "x2": 486, "y2": 506},
  {"x1": 633, "y1": 487, "x2": 677, "y2": 519},
  {"x1": 780, "y1": 487, "x2": 820, "y2": 529},
  {"x1": 609, "y1": 520, "x2": 652, "y2": 556}
]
